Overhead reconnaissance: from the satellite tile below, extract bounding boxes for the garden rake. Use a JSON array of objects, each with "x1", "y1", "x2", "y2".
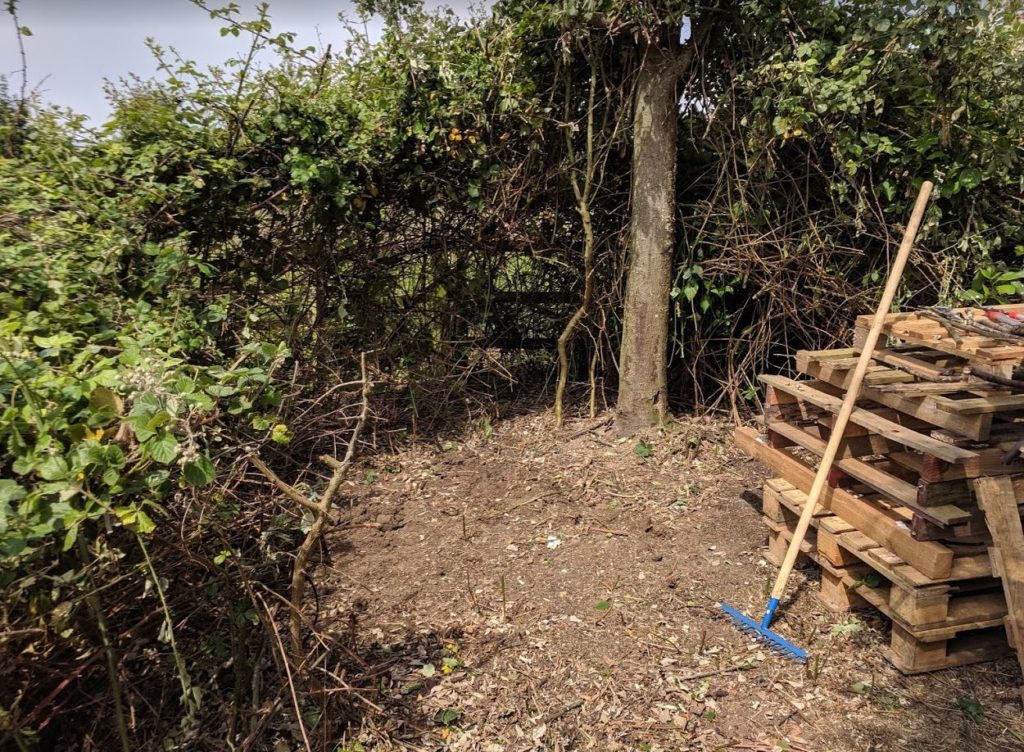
[{"x1": 722, "y1": 179, "x2": 935, "y2": 661}]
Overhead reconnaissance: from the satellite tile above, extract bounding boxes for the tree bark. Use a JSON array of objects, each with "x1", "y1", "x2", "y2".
[{"x1": 616, "y1": 38, "x2": 688, "y2": 430}]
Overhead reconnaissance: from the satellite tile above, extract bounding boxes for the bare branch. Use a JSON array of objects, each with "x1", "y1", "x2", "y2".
[{"x1": 248, "y1": 455, "x2": 325, "y2": 516}]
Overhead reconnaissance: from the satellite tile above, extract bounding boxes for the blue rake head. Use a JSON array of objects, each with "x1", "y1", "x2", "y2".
[{"x1": 721, "y1": 600, "x2": 808, "y2": 662}]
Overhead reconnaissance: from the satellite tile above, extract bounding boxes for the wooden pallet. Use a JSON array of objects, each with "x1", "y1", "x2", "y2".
[
  {"x1": 737, "y1": 427, "x2": 992, "y2": 581},
  {"x1": 762, "y1": 401, "x2": 1024, "y2": 526},
  {"x1": 763, "y1": 478, "x2": 1012, "y2": 673},
  {"x1": 795, "y1": 348, "x2": 1024, "y2": 441},
  {"x1": 765, "y1": 352, "x2": 1024, "y2": 543},
  {"x1": 854, "y1": 305, "x2": 1024, "y2": 371}
]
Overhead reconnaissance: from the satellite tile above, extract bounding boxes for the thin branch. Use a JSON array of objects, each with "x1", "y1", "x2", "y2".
[{"x1": 249, "y1": 455, "x2": 325, "y2": 516}]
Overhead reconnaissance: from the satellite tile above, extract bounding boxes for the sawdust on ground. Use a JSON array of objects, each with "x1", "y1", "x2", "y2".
[{"x1": 319, "y1": 411, "x2": 1024, "y2": 752}]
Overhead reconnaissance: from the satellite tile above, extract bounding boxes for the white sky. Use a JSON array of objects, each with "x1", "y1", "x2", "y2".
[{"x1": 1, "y1": 1, "x2": 479, "y2": 124}]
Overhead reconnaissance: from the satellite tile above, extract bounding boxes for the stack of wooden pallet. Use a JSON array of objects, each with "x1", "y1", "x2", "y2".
[{"x1": 736, "y1": 304, "x2": 1024, "y2": 679}]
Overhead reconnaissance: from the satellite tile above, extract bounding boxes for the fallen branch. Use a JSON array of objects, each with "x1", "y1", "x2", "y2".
[
  {"x1": 481, "y1": 491, "x2": 558, "y2": 520},
  {"x1": 671, "y1": 663, "x2": 751, "y2": 683},
  {"x1": 249, "y1": 455, "x2": 323, "y2": 516},
  {"x1": 250, "y1": 353, "x2": 372, "y2": 660},
  {"x1": 542, "y1": 699, "x2": 584, "y2": 724}
]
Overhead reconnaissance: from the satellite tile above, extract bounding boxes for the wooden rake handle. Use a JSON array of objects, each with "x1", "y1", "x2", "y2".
[{"x1": 769, "y1": 180, "x2": 934, "y2": 603}]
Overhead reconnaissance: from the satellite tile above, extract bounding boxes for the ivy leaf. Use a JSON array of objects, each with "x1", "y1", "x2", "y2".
[
  {"x1": 183, "y1": 455, "x2": 216, "y2": 486},
  {"x1": 595, "y1": 599, "x2": 612, "y2": 611}
]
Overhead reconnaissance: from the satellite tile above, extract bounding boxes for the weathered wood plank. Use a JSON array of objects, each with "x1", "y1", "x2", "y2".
[
  {"x1": 933, "y1": 393, "x2": 1024, "y2": 416},
  {"x1": 759, "y1": 375, "x2": 977, "y2": 464},
  {"x1": 974, "y1": 476, "x2": 1024, "y2": 701}
]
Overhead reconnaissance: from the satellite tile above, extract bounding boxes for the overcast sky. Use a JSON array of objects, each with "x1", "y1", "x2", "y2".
[{"x1": 1, "y1": 1, "x2": 479, "y2": 124}]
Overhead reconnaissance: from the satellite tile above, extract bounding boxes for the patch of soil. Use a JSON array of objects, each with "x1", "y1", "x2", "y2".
[{"x1": 318, "y1": 412, "x2": 1024, "y2": 751}]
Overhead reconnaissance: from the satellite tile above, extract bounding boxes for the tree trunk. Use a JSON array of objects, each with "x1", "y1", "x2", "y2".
[{"x1": 616, "y1": 39, "x2": 685, "y2": 430}]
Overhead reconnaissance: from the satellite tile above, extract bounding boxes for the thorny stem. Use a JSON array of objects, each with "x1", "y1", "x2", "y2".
[
  {"x1": 6, "y1": 2, "x2": 28, "y2": 110},
  {"x1": 135, "y1": 531, "x2": 198, "y2": 720},
  {"x1": 77, "y1": 537, "x2": 132, "y2": 752}
]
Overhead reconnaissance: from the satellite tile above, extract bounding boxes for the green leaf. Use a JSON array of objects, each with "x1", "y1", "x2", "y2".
[
  {"x1": 829, "y1": 618, "x2": 863, "y2": 636},
  {"x1": 957, "y1": 167, "x2": 983, "y2": 192},
  {"x1": 38, "y1": 454, "x2": 70, "y2": 481},
  {"x1": 633, "y1": 441, "x2": 653, "y2": 459},
  {"x1": 0, "y1": 480, "x2": 27, "y2": 504},
  {"x1": 147, "y1": 432, "x2": 179, "y2": 464},
  {"x1": 270, "y1": 423, "x2": 293, "y2": 445},
  {"x1": 850, "y1": 680, "x2": 869, "y2": 695},
  {"x1": 62, "y1": 524, "x2": 79, "y2": 552},
  {"x1": 595, "y1": 599, "x2": 612, "y2": 611},
  {"x1": 958, "y1": 696, "x2": 985, "y2": 723},
  {"x1": 135, "y1": 508, "x2": 156, "y2": 534},
  {"x1": 435, "y1": 708, "x2": 461, "y2": 726},
  {"x1": 183, "y1": 455, "x2": 216, "y2": 486},
  {"x1": 146, "y1": 410, "x2": 175, "y2": 430},
  {"x1": 205, "y1": 384, "x2": 236, "y2": 398},
  {"x1": 131, "y1": 415, "x2": 157, "y2": 442}
]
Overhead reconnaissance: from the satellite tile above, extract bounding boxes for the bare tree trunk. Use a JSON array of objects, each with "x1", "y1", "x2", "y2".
[{"x1": 616, "y1": 39, "x2": 685, "y2": 430}]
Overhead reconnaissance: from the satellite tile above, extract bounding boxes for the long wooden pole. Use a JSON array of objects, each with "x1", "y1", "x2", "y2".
[{"x1": 766, "y1": 181, "x2": 934, "y2": 615}]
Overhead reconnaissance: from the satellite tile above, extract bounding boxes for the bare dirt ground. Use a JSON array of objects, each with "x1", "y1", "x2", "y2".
[{"x1": 319, "y1": 411, "x2": 1024, "y2": 751}]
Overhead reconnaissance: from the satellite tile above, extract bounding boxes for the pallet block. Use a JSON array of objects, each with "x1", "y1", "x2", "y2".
[{"x1": 888, "y1": 624, "x2": 1011, "y2": 674}]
